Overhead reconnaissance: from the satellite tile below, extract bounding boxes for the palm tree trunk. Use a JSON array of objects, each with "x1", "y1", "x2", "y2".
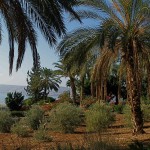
[
  {"x1": 104, "y1": 78, "x2": 107, "y2": 101},
  {"x1": 69, "y1": 76, "x2": 76, "y2": 104},
  {"x1": 96, "y1": 83, "x2": 98, "y2": 99},
  {"x1": 147, "y1": 64, "x2": 150, "y2": 99},
  {"x1": 126, "y1": 44, "x2": 144, "y2": 134},
  {"x1": 118, "y1": 76, "x2": 121, "y2": 103},
  {"x1": 91, "y1": 81, "x2": 95, "y2": 98},
  {"x1": 80, "y1": 77, "x2": 84, "y2": 106},
  {"x1": 98, "y1": 82, "x2": 101, "y2": 103}
]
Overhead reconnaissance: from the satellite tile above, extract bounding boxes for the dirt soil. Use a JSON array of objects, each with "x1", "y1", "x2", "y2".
[{"x1": 0, "y1": 114, "x2": 150, "y2": 150}]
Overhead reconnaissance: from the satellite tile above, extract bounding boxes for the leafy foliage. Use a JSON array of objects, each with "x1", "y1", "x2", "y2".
[
  {"x1": 11, "y1": 111, "x2": 25, "y2": 117},
  {"x1": 85, "y1": 102, "x2": 115, "y2": 133},
  {"x1": 113, "y1": 104, "x2": 125, "y2": 114},
  {"x1": 0, "y1": 110, "x2": 14, "y2": 133},
  {"x1": 0, "y1": 0, "x2": 80, "y2": 73},
  {"x1": 23, "y1": 98, "x2": 34, "y2": 107},
  {"x1": 49, "y1": 102, "x2": 82, "y2": 133},
  {"x1": 26, "y1": 57, "x2": 61, "y2": 102},
  {"x1": 40, "y1": 68, "x2": 61, "y2": 100},
  {"x1": 25, "y1": 106, "x2": 44, "y2": 130},
  {"x1": 57, "y1": 0, "x2": 150, "y2": 133},
  {"x1": 142, "y1": 104, "x2": 150, "y2": 122},
  {"x1": 34, "y1": 127, "x2": 52, "y2": 142},
  {"x1": 5, "y1": 92, "x2": 24, "y2": 111},
  {"x1": 25, "y1": 54, "x2": 43, "y2": 102},
  {"x1": 123, "y1": 105, "x2": 132, "y2": 128},
  {"x1": 11, "y1": 121, "x2": 29, "y2": 137}
]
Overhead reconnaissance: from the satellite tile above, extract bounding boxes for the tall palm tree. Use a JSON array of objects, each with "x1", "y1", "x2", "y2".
[
  {"x1": 58, "y1": 0, "x2": 150, "y2": 134},
  {"x1": 0, "y1": 0, "x2": 80, "y2": 74}
]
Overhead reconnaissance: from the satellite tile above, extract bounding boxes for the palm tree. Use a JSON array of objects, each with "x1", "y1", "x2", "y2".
[
  {"x1": 41, "y1": 68, "x2": 61, "y2": 100},
  {"x1": 0, "y1": 0, "x2": 80, "y2": 74},
  {"x1": 54, "y1": 60, "x2": 77, "y2": 104},
  {"x1": 58, "y1": 0, "x2": 150, "y2": 134}
]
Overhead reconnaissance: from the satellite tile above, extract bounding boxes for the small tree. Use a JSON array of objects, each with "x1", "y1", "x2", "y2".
[
  {"x1": 5, "y1": 92, "x2": 24, "y2": 111},
  {"x1": 40, "y1": 68, "x2": 61, "y2": 100},
  {"x1": 25, "y1": 54, "x2": 43, "y2": 102}
]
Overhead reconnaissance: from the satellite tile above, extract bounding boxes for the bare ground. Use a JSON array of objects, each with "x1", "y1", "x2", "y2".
[{"x1": 0, "y1": 114, "x2": 150, "y2": 149}]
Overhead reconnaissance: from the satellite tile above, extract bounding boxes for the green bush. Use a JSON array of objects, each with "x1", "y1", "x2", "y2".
[
  {"x1": 0, "y1": 110, "x2": 14, "y2": 133},
  {"x1": 36, "y1": 97, "x2": 56, "y2": 105},
  {"x1": 141, "y1": 97, "x2": 150, "y2": 105},
  {"x1": 142, "y1": 104, "x2": 150, "y2": 122},
  {"x1": 25, "y1": 106, "x2": 44, "y2": 130},
  {"x1": 34, "y1": 127, "x2": 52, "y2": 142},
  {"x1": 85, "y1": 102, "x2": 115, "y2": 133},
  {"x1": 23, "y1": 98, "x2": 33, "y2": 107},
  {"x1": 5, "y1": 92, "x2": 24, "y2": 111},
  {"x1": 49, "y1": 102, "x2": 82, "y2": 133},
  {"x1": 11, "y1": 121, "x2": 29, "y2": 137},
  {"x1": 46, "y1": 97, "x2": 56, "y2": 103},
  {"x1": 37, "y1": 100, "x2": 45, "y2": 105},
  {"x1": 113, "y1": 104, "x2": 124, "y2": 114},
  {"x1": 123, "y1": 105, "x2": 132, "y2": 128},
  {"x1": 11, "y1": 111, "x2": 25, "y2": 117}
]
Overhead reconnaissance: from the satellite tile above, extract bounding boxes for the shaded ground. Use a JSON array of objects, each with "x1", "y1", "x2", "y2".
[{"x1": 0, "y1": 114, "x2": 150, "y2": 149}]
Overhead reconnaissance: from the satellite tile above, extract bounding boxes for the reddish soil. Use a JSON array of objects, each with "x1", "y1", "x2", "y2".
[{"x1": 0, "y1": 114, "x2": 150, "y2": 149}]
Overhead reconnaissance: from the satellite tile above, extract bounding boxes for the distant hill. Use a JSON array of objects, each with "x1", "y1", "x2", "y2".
[{"x1": 0, "y1": 84, "x2": 69, "y2": 98}]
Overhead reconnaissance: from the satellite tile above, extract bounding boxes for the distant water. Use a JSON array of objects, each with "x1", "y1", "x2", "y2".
[
  {"x1": 0, "y1": 93, "x2": 7, "y2": 104},
  {"x1": 0, "y1": 84, "x2": 69, "y2": 105}
]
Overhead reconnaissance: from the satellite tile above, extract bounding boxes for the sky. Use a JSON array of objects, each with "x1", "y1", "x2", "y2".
[{"x1": 0, "y1": 12, "x2": 99, "y2": 87}]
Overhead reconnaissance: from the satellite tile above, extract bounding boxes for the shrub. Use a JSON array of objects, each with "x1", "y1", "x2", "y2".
[
  {"x1": 5, "y1": 92, "x2": 24, "y2": 111},
  {"x1": 113, "y1": 104, "x2": 124, "y2": 114},
  {"x1": 0, "y1": 110, "x2": 14, "y2": 133},
  {"x1": 25, "y1": 106, "x2": 44, "y2": 130},
  {"x1": 123, "y1": 105, "x2": 132, "y2": 128},
  {"x1": 23, "y1": 98, "x2": 33, "y2": 107},
  {"x1": 11, "y1": 111, "x2": 25, "y2": 117},
  {"x1": 141, "y1": 97, "x2": 150, "y2": 105},
  {"x1": 11, "y1": 121, "x2": 29, "y2": 137},
  {"x1": 142, "y1": 104, "x2": 150, "y2": 122},
  {"x1": 34, "y1": 127, "x2": 52, "y2": 142},
  {"x1": 49, "y1": 102, "x2": 82, "y2": 133},
  {"x1": 85, "y1": 102, "x2": 115, "y2": 133},
  {"x1": 37, "y1": 100, "x2": 45, "y2": 105},
  {"x1": 46, "y1": 97, "x2": 56, "y2": 103}
]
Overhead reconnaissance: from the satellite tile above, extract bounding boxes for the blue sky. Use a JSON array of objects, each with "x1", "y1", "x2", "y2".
[{"x1": 0, "y1": 13, "x2": 98, "y2": 87}]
